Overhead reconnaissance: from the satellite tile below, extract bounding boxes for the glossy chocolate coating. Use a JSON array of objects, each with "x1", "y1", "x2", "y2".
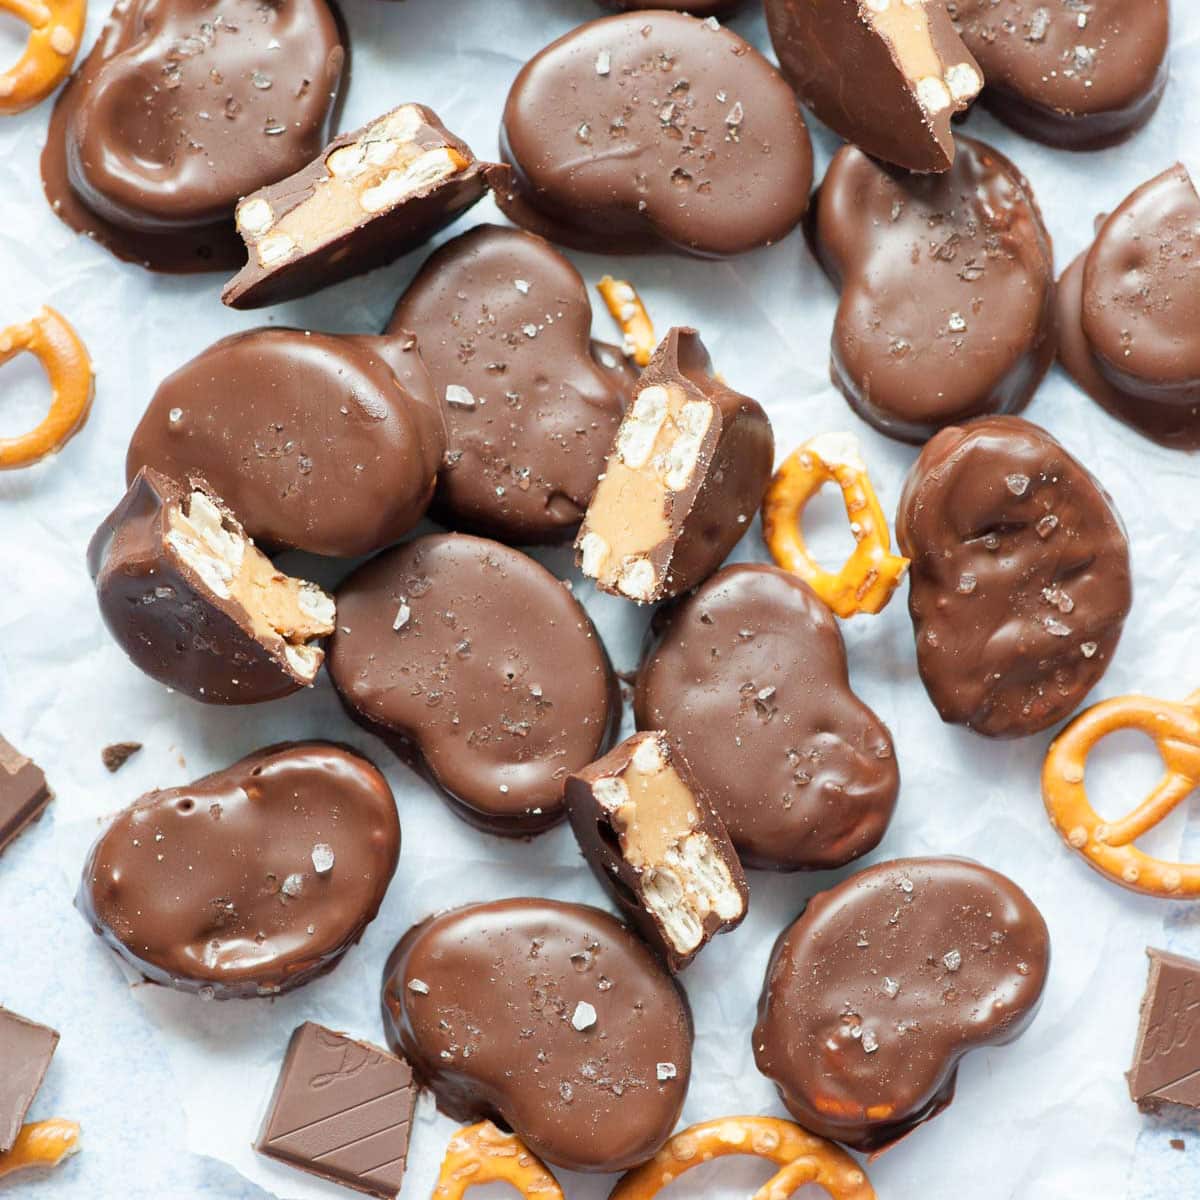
[
  {"x1": 497, "y1": 12, "x2": 813, "y2": 257},
  {"x1": 328, "y1": 534, "x2": 619, "y2": 835},
  {"x1": 89, "y1": 469, "x2": 333, "y2": 704},
  {"x1": 635, "y1": 564, "x2": 898, "y2": 872},
  {"x1": 380, "y1": 898, "x2": 692, "y2": 1172},
  {"x1": 897, "y1": 416, "x2": 1132, "y2": 738},
  {"x1": 386, "y1": 225, "x2": 633, "y2": 543},
  {"x1": 577, "y1": 327, "x2": 774, "y2": 602},
  {"x1": 755, "y1": 857, "x2": 1049, "y2": 1152},
  {"x1": 766, "y1": 0, "x2": 981, "y2": 173},
  {"x1": 950, "y1": 0, "x2": 1169, "y2": 149},
  {"x1": 78, "y1": 743, "x2": 399, "y2": 998},
  {"x1": 1057, "y1": 164, "x2": 1200, "y2": 450},
  {"x1": 41, "y1": 0, "x2": 345, "y2": 272},
  {"x1": 813, "y1": 136, "x2": 1056, "y2": 444},
  {"x1": 224, "y1": 106, "x2": 501, "y2": 309},
  {"x1": 127, "y1": 329, "x2": 445, "y2": 558}
]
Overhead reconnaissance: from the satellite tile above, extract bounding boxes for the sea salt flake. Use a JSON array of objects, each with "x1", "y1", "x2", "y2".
[
  {"x1": 943, "y1": 949, "x2": 962, "y2": 972},
  {"x1": 572, "y1": 1001, "x2": 598, "y2": 1031}
]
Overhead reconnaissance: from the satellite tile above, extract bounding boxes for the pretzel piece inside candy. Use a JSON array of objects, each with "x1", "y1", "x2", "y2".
[
  {"x1": 0, "y1": 307, "x2": 94, "y2": 469},
  {"x1": 598, "y1": 276, "x2": 656, "y2": 367},
  {"x1": 608, "y1": 1117, "x2": 875, "y2": 1200},
  {"x1": 762, "y1": 433, "x2": 909, "y2": 618},
  {"x1": 0, "y1": 1119, "x2": 81, "y2": 1180},
  {"x1": 0, "y1": 0, "x2": 85, "y2": 114},
  {"x1": 433, "y1": 1121, "x2": 564, "y2": 1199},
  {"x1": 1044, "y1": 690, "x2": 1200, "y2": 898}
]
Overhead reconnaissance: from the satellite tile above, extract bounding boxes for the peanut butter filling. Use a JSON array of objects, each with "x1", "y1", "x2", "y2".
[
  {"x1": 235, "y1": 105, "x2": 470, "y2": 271},
  {"x1": 166, "y1": 490, "x2": 335, "y2": 680}
]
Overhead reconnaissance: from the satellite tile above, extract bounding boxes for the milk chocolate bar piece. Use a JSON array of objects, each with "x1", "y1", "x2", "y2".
[
  {"x1": 1127, "y1": 949, "x2": 1200, "y2": 1115},
  {"x1": 257, "y1": 1022, "x2": 414, "y2": 1198},
  {"x1": 224, "y1": 105, "x2": 501, "y2": 309},
  {"x1": 0, "y1": 737, "x2": 51, "y2": 857},
  {"x1": 576, "y1": 328, "x2": 774, "y2": 604},
  {"x1": 566, "y1": 731, "x2": 748, "y2": 972},
  {"x1": 0, "y1": 1009, "x2": 59, "y2": 1153},
  {"x1": 88, "y1": 469, "x2": 335, "y2": 705},
  {"x1": 766, "y1": 0, "x2": 982, "y2": 173}
]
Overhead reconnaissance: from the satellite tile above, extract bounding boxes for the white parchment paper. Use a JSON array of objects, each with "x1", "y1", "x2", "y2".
[{"x1": 1, "y1": 1, "x2": 1199, "y2": 1197}]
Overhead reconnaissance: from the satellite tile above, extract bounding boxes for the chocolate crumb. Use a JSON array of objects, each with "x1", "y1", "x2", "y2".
[{"x1": 102, "y1": 742, "x2": 143, "y2": 773}]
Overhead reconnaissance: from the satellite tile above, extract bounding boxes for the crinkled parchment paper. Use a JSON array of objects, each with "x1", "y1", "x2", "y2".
[{"x1": 1, "y1": 1, "x2": 1198, "y2": 1196}]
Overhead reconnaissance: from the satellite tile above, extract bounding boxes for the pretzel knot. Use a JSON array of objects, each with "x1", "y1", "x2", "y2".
[
  {"x1": 0, "y1": 306, "x2": 94, "y2": 470},
  {"x1": 597, "y1": 276, "x2": 656, "y2": 368},
  {"x1": 1044, "y1": 690, "x2": 1200, "y2": 897},
  {"x1": 432, "y1": 1121, "x2": 563, "y2": 1199},
  {"x1": 0, "y1": 1119, "x2": 81, "y2": 1179},
  {"x1": 761, "y1": 433, "x2": 909, "y2": 618},
  {"x1": 0, "y1": 0, "x2": 86, "y2": 114},
  {"x1": 608, "y1": 1117, "x2": 875, "y2": 1200}
]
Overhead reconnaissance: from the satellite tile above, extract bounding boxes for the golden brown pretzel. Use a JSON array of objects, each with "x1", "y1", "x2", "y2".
[
  {"x1": 0, "y1": 1119, "x2": 81, "y2": 1179},
  {"x1": 597, "y1": 276, "x2": 656, "y2": 367},
  {"x1": 0, "y1": 306, "x2": 94, "y2": 469},
  {"x1": 608, "y1": 1117, "x2": 875, "y2": 1200},
  {"x1": 762, "y1": 433, "x2": 909, "y2": 618},
  {"x1": 1044, "y1": 690, "x2": 1200, "y2": 897},
  {"x1": 432, "y1": 1121, "x2": 564, "y2": 1199},
  {"x1": 0, "y1": 0, "x2": 85, "y2": 114}
]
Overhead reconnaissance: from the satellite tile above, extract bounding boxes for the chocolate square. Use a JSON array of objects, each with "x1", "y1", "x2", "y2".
[
  {"x1": 1128, "y1": 947, "x2": 1200, "y2": 1113},
  {"x1": 0, "y1": 736, "x2": 51, "y2": 856},
  {"x1": 0, "y1": 1008, "x2": 60, "y2": 1153},
  {"x1": 256, "y1": 1022, "x2": 414, "y2": 1198}
]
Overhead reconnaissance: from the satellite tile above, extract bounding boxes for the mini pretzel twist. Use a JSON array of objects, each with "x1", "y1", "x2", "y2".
[
  {"x1": 597, "y1": 276, "x2": 656, "y2": 368},
  {"x1": 1044, "y1": 690, "x2": 1200, "y2": 897},
  {"x1": 0, "y1": 0, "x2": 86, "y2": 114},
  {"x1": 761, "y1": 433, "x2": 909, "y2": 618},
  {"x1": 0, "y1": 1119, "x2": 81, "y2": 1179},
  {"x1": 0, "y1": 306, "x2": 94, "y2": 469},
  {"x1": 432, "y1": 1121, "x2": 564, "y2": 1199},
  {"x1": 608, "y1": 1117, "x2": 875, "y2": 1200}
]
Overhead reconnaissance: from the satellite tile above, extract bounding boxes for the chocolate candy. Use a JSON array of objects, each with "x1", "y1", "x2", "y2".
[
  {"x1": 497, "y1": 12, "x2": 813, "y2": 257},
  {"x1": 950, "y1": 0, "x2": 1169, "y2": 149},
  {"x1": 812, "y1": 136, "x2": 1056, "y2": 443},
  {"x1": 1057, "y1": 164, "x2": 1200, "y2": 451},
  {"x1": 126, "y1": 330, "x2": 445, "y2": 558},
  {"x1": 1127, "y1": 949, "x2": 1200, "y2": 1114},
  {"x1": 328, "y1": 534, "x2": 618, "y2": 835},
  {"x1": 257, "y1": 1022, "x2": 415, "y2": 1197},
  {"x1": 380, "y1": 898, "x2": 692, "y2": 1173},
  {"x1": 766, "y1": 0, "x2": 982, "y2": 173},
  {"x1": 0, "y1": 1009, "x2": 58, "y2": 1153},
  {"x1": 78, "y1": 743, "x2": 399, "y2": 998},
  {"x1": 754, "y1": 857, "x2": 1050, "y2": 1152},
  {"x1": 385, "y1": 225, "x2": 633, "y2": 543},
  {"x1": 566, "y1": 731, "x2": 748, "y2": 972},
  {"x1": 577, "y1": 328, "x2": 773, "y2": 603},
  {"x1": 896, "y1": 416, "x2": 1133, "y2": 738},
  {"x1": 635, "y1": 564, "x2": 898, "y2": 872},
  {"x1": 224, "y1": 105, "x2": 500, "y2": 309},
  {"x1": 41, "y1": 0, "x2": 345, "y2": 271},
  {"x1": 0, "y1": 737, "x2": 51, "y2": 857},
  {"x1": 89, "y1": 469, "x2": 336, "y2": 704}
]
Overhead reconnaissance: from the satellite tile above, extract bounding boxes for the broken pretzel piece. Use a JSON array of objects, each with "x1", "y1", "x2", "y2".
[
  {"x1": 434, "y1": 1121, "x2": 564, "y2": 1200},
  {"x1": 598, "y1": 276, "x2": 656, "y2": 368},
  {"x1": 88, "y1": 468, "x2": 335, "y2": 705},
  {"x1": 0, "y1": 307, "x2": 93, "y2": 470},
  {"x1": 224, "y1": 104, "x2": 503, "y2": 309},
  {"x1": 762, "y1": 433, "x2": 909, "y2": 619},
  {"x1": 1043, "y1": 690, "x2": 1200, "y2": 898},
  {"x1": 576, "y1": 327, "x2": 774, "y2": 604},
  {"x1": 0, "y1": 0, "x2": 85, "y2": 115},
  {"x1": 566, "y1": 731, "x2": 748, "y2": 972},
  {"x1": 766, "y1": 0, "x2": 981, "y2": 173},
  {"x1": 608, "y1": 1116, "x2": 875, "y2": 1200},
  {"x1": 0, "y1": 1119, "x2": 80, "y2": 1180}
]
